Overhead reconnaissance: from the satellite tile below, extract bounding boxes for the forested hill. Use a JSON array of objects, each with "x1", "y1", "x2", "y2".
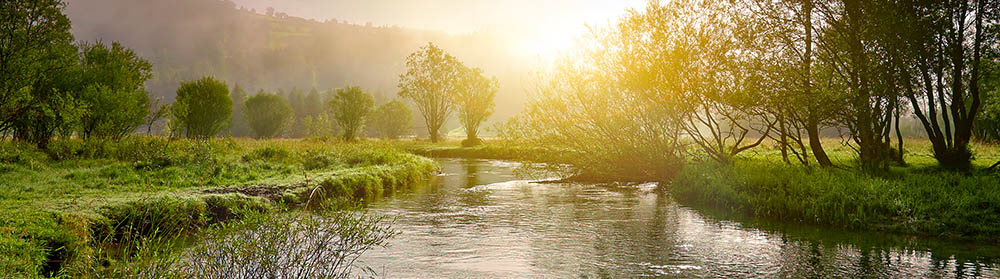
[{"x1": 65, "y1": 0, "x2": 532, "y2": 121}]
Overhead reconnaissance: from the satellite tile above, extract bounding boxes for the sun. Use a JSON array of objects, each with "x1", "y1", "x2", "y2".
[{"x1": 516, "y1": 25, "x2": 580, "y2": 58}]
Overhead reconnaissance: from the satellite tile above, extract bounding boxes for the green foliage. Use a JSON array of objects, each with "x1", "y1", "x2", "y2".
[
  {"x1": 75, "y1": 41, "x2": 153, "y2": 139},
  {"x1": 372, "y1": 100, "x2": 413, "y2": 139},
  {"x1": 509, "y1": 3, "x2": 688, "y2": 181},
  {"x1": 454, "y1": 67, "x2": 498, "y2": 143},
  {"x1": 328, "y1": 86, "x2": 374, "y2": 142},
  {"x1": 243, "y1": 93, "x2": 293, "y2": 138},
  {"x1": 171, "y1": 77, "x2": 232, "y2": 138},
  {"x1": 398, "y1": 43, "x2": 463, "y2": 142},
  {"x1": 0, "y1": 0, "x2": 75, "y2": 136},
  {"x1": 229, "y1": 84, "x2": 251, "y2": 137}
]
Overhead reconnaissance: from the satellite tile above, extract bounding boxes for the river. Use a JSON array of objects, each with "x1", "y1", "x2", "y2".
[{"x1": 358, "y1": 158, "x2": 1000, "y2": 278}]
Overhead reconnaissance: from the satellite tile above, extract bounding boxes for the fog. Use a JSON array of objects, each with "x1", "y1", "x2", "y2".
[{"x1": 63, "y1": 0, "x2": 640, "y2": 129}]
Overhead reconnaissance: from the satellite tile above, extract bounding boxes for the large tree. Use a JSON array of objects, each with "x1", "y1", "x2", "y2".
[
  {"x1": 398, "y1": 43, "x2": 463, "y2": 142},
  {"x1": 741, "y1": 0, "x2": 839, "y2": 167},
  {"x1": 454, "y1": 67, "x2": 498, "y2": 146},
  {"x1": 0, "y1": 0, "x2": 77, "y2": 147},
  {"x1": 172, "y1": 77, "x2": 232, "y2": 138},
  {"x1": 888, "y1": 0, "x2": 999, "y2": 169},
  {"x1": 76, "y1": 41, "x2": 153, "y2": 139},
  {"x1": 244, "y1": 93, "x2": 293, "y2": 138},
  {"x1": 328, "y1": 86, "x2": 374, "y2": 142}
]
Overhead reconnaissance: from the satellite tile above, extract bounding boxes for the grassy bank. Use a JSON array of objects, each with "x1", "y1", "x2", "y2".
[
  {"x1": 393, "y1": 139, "x2": 557, "y2": 161},
  {"x1": 670, "y1": 139, "x2": 1000, "y2": 240},
  {"x1": 0, "y1": 137, "x2": 436, "y2": 277}
]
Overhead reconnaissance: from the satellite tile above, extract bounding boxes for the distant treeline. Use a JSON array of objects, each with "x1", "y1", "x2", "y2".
[
  {"x1": 64, "y1": 0, "x2": 531, "y2": 123},
  {"x1": 2, "y1": 0, "x2": 498, "y2": 146}
]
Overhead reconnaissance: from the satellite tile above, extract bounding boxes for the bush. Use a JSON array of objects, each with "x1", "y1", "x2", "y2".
[
  {"x1": 76, "y1": 41, "x2": 153, "y2": 140},
  {"x1": 243, "y1": 93, "x2": 293, "y2": 138},
  {"x1": 171, "y1": 77, "x2": 232, "y2": 138},
  {"x1": 372, "y1": 100, "x2": 413, "y2": 139}
]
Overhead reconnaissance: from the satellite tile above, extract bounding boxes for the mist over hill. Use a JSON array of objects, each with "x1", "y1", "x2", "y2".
[{"x1": 65, "y1": 0, "x2": 536, "y2": 129}]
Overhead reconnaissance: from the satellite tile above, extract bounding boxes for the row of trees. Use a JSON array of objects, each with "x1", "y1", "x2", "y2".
[
  {"x1": 230, "y1": 85, "x2": 413, "y2": 140},
  {"x1": 1, "y1": 0, "x2": 461, "y2": 145},
  {"x1": 166, "y1": 77, "x2": 413, "y2": 141},
  {"x1": 507, "y1": 0, "x2": 998, "y2": 176}
]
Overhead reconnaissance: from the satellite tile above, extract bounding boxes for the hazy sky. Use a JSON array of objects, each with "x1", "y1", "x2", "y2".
[{"x1": 231, "y1": 0, "x2": 647, "y2": 55}]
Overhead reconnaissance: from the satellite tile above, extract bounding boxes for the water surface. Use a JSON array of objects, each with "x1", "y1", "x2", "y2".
[{"x1": 360, "y1": 158, "x2": 1000, "y2": 278}]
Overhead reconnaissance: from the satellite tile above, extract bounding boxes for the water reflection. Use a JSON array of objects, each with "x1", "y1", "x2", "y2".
[{"x1": 359, "y1": 158, "x2": 1000, "y2": 278}]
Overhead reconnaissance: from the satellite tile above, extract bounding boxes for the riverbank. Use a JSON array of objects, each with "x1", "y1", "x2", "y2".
[
  {"x1": 0, "y1": 137, "x2": 436, "y2": 277},
  {"x1": 669, "y1": 139, "x2": 1000, "y2": 240},
  {"x1": 395, "y1": 138, "x2": 1000, "y2": 240}
]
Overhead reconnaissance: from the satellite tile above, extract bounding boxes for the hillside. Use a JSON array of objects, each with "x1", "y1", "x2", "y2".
[{"x1": 65, "y1": 0, "x2": 533, "y2": 126}]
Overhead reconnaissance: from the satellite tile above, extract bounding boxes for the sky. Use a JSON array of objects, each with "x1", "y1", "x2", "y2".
[{"x1": 230, "y1": 0, "x2": 647, "y2": 56}]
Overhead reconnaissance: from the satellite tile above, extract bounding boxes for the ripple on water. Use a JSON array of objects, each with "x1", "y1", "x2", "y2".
[{"x1": 359, "y1": 158, "x2": 1000, "y2": 279}]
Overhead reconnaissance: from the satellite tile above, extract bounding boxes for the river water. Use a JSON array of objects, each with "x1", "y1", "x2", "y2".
[{"x1": 359, "y1": 158, "x2": 1000, "y2": 278}]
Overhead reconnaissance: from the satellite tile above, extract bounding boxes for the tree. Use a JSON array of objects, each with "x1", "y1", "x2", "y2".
[
  {"x1": 372, "y1": 100, "x2": 413, "y2": 139},
  {"x1": 666, "y1": 0, "x2": 776, "y2": 164},
  {"x1": 454, "y1": 67, "x2": 498, "y2": 146},
  {"x1": 172, "y1": 77, "x2": 232, "y2": 138},
  {"x1": 287, "y1": 87, "x2": 307, "y2": 137},
  {"x1": 304, "y1": 87, "x2": 324, "y2": 117},
  {"x1": 0, "y1": 0, "x2": 74, "y2": 133},
  {"x1": 1, "y1": 0, "x2": 78, "y2": 148},
  {"x1": 244, "y1": 93, "x2": 293, "y2": 138},
  {"x1": 145, "y1": 97, "x2": 170, "y2": 136},
  {"x1": 76, "y1": 41, "x2": 153, "y2": 139},
  {"x1": 229, "y1": 84, "x2": 251, "y2": 137},
  {"x1": 888, "y1": 0, "x2": 999, "y2": 170},
  {"x1": 328, "y1": 86, "x2": 374, "y2": 142},
  {"x1": 742, "y1": 0, "x2": 838, "y2": 167},
  {"x1": 398, "y1": 43, "x2": 463, "y2": 142}
]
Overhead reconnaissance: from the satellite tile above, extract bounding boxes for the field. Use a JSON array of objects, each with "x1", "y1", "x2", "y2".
[{"x1": 0, "y1": 137, "x2": 437, "y2": 277}]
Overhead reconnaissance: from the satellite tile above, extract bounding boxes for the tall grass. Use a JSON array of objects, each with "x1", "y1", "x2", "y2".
[{"x1": 670, "y1": 160, "x2": 1000, "y2": 239}]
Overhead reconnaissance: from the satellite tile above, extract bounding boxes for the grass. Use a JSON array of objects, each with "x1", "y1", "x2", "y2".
[
  {"x1": 670, "y1": 138, "x2": 1000, "y2": 240},
  {"x1": 392, "y1": 139, "x2": 559, "y2": 161},
  {"x1": 0, "y1": 137, "x2": 436, "y2": 278}
]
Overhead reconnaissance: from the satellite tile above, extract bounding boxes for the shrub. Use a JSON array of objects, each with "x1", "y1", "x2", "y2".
[
  {"x1": 171, "y1": 77, "x2": 232, "y2": 138},
  {"x1": 243, "y1": 93, "x2": 293, "y2": 139},
  {"x1": 372, "y1": 100, "x2": 413, "y2": 139}
]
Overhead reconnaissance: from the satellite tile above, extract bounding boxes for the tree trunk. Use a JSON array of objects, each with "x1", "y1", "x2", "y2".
[
  {"x1": 429, "y1": 123, "x2": 441, "y2": 143},
  {"x1": 779, "y1": 113, "x2": 790, "y2": 164},
  {"x1": 806, "y1": 118, "x2": 833, "y2": 167},
  {"x1": 895, "y1": 108, "x2": 905, "y2": 165}
]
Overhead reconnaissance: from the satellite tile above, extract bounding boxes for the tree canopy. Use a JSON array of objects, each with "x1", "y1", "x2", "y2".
[
  {"x1": 372, "y1": 100, "x2": 413, "y2": 139},
  {"x1": 328, "y1": 86, "x2": 374, "y2": 142},
  {"x1": 454, "y1": 67, "x2": 498, "y2": 146},
  {"x1": 244, "y1": 93, "x2": 293, "y2": 138},
  {"x1": 398, "y1": 43, "x2": 463, "y2": 142},
  {"x1": 172, "y1": 77, "x2": 232, "y2": 138}
]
